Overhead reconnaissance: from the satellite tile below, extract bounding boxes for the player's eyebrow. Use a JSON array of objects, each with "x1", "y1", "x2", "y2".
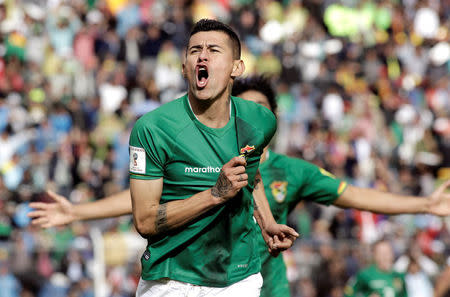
[
  {"x1": 207, "y1": 44, "x2": 223, "y2": 50},
  {"x1": 188, "y1": 44, "x2": 224, "y2": 51}
]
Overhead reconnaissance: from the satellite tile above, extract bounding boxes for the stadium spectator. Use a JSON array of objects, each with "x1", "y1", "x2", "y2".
[{"x1": 344, "y1": 239, "x2": 407, "y2": 297}]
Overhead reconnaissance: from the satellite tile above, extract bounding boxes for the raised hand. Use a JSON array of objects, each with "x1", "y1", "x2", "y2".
[
  {"x1": 427, "y1": 180, "x2": 450, "y2": 216},
  {"x1": 28, "y1": 190, "x2": 75, "y2": 228},
  {"x1": 211, "y1": 156, "x2": 248, "y2": 202}
]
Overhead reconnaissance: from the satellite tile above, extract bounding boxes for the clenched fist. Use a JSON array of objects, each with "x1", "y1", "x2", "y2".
[{"x1": 211, "y1": 156, "x2": 248, "y2": 202}]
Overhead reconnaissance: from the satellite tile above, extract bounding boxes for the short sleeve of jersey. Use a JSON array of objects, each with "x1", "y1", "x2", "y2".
[
  {"x1": 233, "y1": 96, "x2": 277, "y2": 159},
  {"x1": 296, "y1": 161, "x2": 347, "y2": 205},
  {"x1": 258, "y1": 106, "x2": 277, "y2": 148},
  {"x1": 260, "y1": 107, "x2": 277, "y2": 149},
  {"x1": 129, "y1": 118, "x2": 166, "y2": 179}
]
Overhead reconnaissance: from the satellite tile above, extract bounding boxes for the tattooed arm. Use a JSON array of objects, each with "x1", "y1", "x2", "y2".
[
  {"x1": 252, "y1": 169, "x2": 276, "y2": 229},
  {"x1": 130, "y1": 156, "x2": 249, "y2": 237},
  {"x1": 252, "y1": 169, "x2": 300, "y2": 256}
]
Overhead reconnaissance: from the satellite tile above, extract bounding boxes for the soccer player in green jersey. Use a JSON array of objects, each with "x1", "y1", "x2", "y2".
[
  {"x1": 29, "y1": 75, "x2": 450, "y2": 296},
  {"x1": 344, "y1": 239, "x2": 407, "y2": 297},
  {"x1": 232, "y1": 76, "x2": 349, "y2": 297},
  {"x1": 125, "y1": 19, "x2": 299, "y2": 296}
]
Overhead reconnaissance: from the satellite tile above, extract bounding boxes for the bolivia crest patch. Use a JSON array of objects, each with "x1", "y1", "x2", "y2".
[{"x1": 270, "y1": 181, "x2": 288, "y2": 203}]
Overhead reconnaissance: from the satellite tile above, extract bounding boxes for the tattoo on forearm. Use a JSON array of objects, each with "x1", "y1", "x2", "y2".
[
  {"x1": 254, "y1": 176, "x2": 261, "y2": 190},
  {"x1": 155, "y1": 204, "x2": 168, "y2": 233},
  {"x1": 212, "y1": 170, "x2": 232, "y2": 198},
  {"x1": 253, "y1": 198, "x2": 259, "y2": 210}
]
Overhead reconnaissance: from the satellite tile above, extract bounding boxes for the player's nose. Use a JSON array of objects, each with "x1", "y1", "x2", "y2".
[{"x1": 198, "y1": 47, "x2": 209, "y2": 61}]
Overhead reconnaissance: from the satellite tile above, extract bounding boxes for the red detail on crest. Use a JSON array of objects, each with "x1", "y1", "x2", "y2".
[
  {"x1": 272, "y1": 182, "x2": 284, "y2": 189},
  {"x1": 240, "y1": 145, "x2": 255, "y2": 155}
]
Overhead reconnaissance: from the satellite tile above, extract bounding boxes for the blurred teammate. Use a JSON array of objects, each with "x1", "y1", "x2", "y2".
[{"x1": 344, "y1": 239, "x2": 407, "y2": 297}]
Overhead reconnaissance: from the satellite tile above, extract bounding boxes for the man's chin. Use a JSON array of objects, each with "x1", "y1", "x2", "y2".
[{"x1": 192, "y1": 89, "x2": 213, "y2": 101}]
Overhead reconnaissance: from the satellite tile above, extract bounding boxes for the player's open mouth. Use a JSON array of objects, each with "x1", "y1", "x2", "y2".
[{"x1": 196, "y1": 65, "x2": 209, "y2": 88}]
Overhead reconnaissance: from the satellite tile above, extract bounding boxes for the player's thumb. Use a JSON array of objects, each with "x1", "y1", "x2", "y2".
[
  {"x1": 436, "y1": 180, "x2": 450, "y2": 195},
  {"x1": 46, "y1": 190, "x2": 66, "y2": 204},
  {"x1": 281, "y1": 225, "x2": 299, "y2": 238},
  {"x1": 228, "y1": 156, "x2": 247, "y2": 168}
]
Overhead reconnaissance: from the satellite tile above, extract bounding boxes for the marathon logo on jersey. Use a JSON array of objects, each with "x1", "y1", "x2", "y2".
[
  {"x1": 130, "y1": 146, "x2": 146, "y2": 174},
  {"x1": 185, "y1": 166, "x2": 221, "y2": 174},
  {"x1": 270, "y1": 181, "x2": 288, "y2": 203},
  {"x1": 239, "y1": 145, "x2": 255, "y2": 159}
]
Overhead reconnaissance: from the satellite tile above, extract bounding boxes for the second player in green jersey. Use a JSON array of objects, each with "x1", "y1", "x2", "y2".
[
  {"x1": 257, "y1": 150, "x2": 346, "y2": 297},
  {"x1": 232, "y1": 76, "x2": 347, "y2": 297}
]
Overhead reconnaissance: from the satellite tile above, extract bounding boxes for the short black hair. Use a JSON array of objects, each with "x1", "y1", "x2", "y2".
[
  {"x1": 232, "y1": 75, "x2": 277, "y2": 114},
  {"x1": 189, "y1": 19, "x2": 241, "y2": 59}
]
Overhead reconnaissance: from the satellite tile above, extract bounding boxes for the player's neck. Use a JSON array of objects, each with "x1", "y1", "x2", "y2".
[
  {"x1": 260, "y1": 147, "x2": 269, "y2": 164},
  {"x1": 188, "y1": 93, "x2": 231, "y2": 129}
]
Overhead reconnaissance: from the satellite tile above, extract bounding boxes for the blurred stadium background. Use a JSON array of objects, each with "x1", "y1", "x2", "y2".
[{"x1": 0, "y1": 0, "x2": 449, "y2": 296}]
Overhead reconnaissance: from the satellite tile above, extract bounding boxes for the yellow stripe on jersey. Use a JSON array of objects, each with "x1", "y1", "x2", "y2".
[
  {"x1": 319, "y1": 167, "x2": 336, "y2": 179},
  {"x1": 338, "y1": 181, "x2": 347, "y2": 195}
]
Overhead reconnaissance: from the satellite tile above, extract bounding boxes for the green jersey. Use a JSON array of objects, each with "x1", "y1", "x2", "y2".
[
  {"x1": 258, "y1": 150, "x2": 347, "y2": 297},
  {"x1": 129, "y1": 94, "x2": 276, "y2": 287},
  {"x1": 344, "y1": 265, "x2": 407, "y2": 297}
]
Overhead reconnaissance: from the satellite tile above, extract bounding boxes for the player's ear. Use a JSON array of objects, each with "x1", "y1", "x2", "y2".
[
  {"x1": 231, "y1": 60, "x2": 245, "y2": 78},
  {"x1": 182, "y1": 63, "x2": 187, "y2": 78},
  {"x1": 181, "y1": 49, "x2": 188, "y2": 78}
]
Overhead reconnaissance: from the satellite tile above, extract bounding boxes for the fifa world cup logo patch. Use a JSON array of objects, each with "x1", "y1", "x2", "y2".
[
  {"x1": 129, "y1": 146, "x2": 146, "y2": 174},
  {"x1": 270, "y1": 181, "x2": 288, "y2": 203},
  {"x1": 239, "y1": 145, "x2": 255, "y2": 159}
]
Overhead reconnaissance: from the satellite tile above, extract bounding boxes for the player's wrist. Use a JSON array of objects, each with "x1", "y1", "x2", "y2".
[
  {"x1": 258, "y1": 212, "x2": 277, "y2": 230},
  {"x1": 71, "y1": 204, "x2": 84, "y2": 222},
  {"x1": 263, "y1": 221, "x2": 279, "y2": 234},
  {"x1": 208, "y1": 189, "x2": 228, "y2": 206},
  {"x1": 424, "y1": 197, "x2": 434, "y2": 215}
]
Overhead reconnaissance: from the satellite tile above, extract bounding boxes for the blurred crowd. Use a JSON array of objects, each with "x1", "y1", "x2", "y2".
[{"x1": 0, "y1": 0, "x2": 448, "y2": 296}]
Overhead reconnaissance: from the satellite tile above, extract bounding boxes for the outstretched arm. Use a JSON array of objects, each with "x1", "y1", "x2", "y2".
[
  {"x1": 28, "y1": 190, "x2": 132, "y2": 228},
  {"x1": 28, "y1": 156, "x2": 250, "y2": 234},
  {"x1": 334, "y1": 180, "x2": 450, "y2": 216}
]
